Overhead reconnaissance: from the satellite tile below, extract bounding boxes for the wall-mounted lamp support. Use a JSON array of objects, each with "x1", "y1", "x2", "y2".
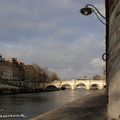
[{"x1": 80, "y1": 4, "x2": 106, "y2": 25}]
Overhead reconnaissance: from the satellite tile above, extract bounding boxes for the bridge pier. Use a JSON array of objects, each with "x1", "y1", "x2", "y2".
[
  {"x1": 71, "y1": 86, "x2": 75, "y2": 90},
  {"x1": 98, "y1": 85, "x2": 104, "y2": 90},
  {"x1": 86, "y1": 86, "x2": 90, "y2": 90}
]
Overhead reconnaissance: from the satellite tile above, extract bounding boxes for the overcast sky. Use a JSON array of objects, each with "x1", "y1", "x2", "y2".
[{"x1": 0, "y1": 0, "x2": 105, "y2": 79}]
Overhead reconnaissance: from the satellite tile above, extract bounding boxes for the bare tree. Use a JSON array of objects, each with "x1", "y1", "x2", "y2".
[
  {"x1": 42, "y1": 68, "x2": 60, "y2": 81},
  {"x1": 93, "y1": 75, "x2": 102, "y2": 80},
  {"x1": 32, "y1": 63, "x2": 47, "y2": 81},
  {"x1": 48, "y1": 71, "x2": 59, "y2": 81}
]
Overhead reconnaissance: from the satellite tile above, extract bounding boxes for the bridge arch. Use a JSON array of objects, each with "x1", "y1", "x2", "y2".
[
  {"x1": 45, "y1": 85, "x2": 58, "y2": 91},
  {"x1": 61, "y1": 84, "x2": 72, "y2": 89},
  {"x1": 90, "y1": 84, "x2": 100, "y2": 90},
  {"x1": 75, "y1": 83, "x2": 87, "y2": 89},
  {"x1": 103, "y1": 85, "x2": 106, "y2": 88}
]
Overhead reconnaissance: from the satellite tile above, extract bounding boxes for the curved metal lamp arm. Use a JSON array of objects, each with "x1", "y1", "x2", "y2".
[
  {"x1": 92, "y1": 9, "x2": 106, "y2": 25},
  {"x1": 86, "y1": 4, "x2": 106, "y2": 20}
]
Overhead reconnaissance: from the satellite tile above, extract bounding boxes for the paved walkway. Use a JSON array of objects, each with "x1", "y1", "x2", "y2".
[{"x1": 31, "y1": 90, "x2": 107, "y2": 120}]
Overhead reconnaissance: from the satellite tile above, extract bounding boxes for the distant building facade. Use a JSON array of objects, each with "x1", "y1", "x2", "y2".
[
  {"x1": 2, "y1": 59, "x2": 13, "y2": 80},
  {"x1": 1, "y1": 58, "x2": 24, "y2": 86},
  {"x1": 0, "y1": 55, "x2": 59, "y2": 91}
]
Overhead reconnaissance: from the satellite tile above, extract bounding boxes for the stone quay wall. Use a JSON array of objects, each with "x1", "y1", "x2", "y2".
[{"x1": 107, "y1": 0, "x2": 120, "y2": 119}]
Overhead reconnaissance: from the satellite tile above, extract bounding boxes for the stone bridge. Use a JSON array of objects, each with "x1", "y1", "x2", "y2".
[{"x1": 45, "y1": 79, "x2": 106, "y2": 90}]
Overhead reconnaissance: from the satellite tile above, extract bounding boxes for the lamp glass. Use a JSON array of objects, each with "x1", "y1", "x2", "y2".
[{"x1": 80, "y1": 7, "x2": 93, "y2": 16}]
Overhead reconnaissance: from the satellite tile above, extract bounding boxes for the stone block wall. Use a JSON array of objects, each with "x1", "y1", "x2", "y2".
[{"x1": 107, "y1": 0, "x2": 120, "y2": 119}]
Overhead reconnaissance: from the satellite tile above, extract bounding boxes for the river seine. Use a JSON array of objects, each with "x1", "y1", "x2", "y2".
[{"x1": 0, "y1": 89, "x2": 92, "y2": 119}]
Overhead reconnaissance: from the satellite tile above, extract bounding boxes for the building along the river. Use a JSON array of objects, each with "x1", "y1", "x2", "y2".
[
  {"x1": 24, "y1": 65, "x2": 45, "y2": 90},
  {"x1": 1, "y1": 58, "x2": 25, "y2": 86},
  {"x1": 0, "y1": 55, "x2": 48, "y2": 92}
]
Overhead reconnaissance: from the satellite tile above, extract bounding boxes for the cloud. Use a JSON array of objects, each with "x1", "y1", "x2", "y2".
[
  {"x1": 90, "y1": 58, "x2": 105, "y2": 68},
  {"x1": 1, "y1": 33, "x2": 105, "y2": 79},
  {"x1": 0, "y1": 0, "x2": 105, "y2": 79}
]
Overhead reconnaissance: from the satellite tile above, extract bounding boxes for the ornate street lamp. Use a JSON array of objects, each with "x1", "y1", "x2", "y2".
[
  {"x1": 80, "y1": 4, "x2": 106, "y2": 25},
  {"x1": 80, "y1": 4, "x2": 109, "y2": 100},
  {"x1": 80, "y1": 4, "x2": 108, "y2": 61}
]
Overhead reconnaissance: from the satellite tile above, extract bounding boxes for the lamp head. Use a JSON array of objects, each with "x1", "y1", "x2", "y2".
[{"x1": 80, "y1": 6, "x2": 93, "y2": 16}]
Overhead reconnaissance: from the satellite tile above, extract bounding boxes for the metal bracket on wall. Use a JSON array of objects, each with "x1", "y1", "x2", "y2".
[{"x1": 102, "y1": 53, "x2": 109, "y2": 61}]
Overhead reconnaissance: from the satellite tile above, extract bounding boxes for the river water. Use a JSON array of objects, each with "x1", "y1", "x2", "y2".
[{"x1": 0, "y1": 89, "x2": 92, "y2": 120}]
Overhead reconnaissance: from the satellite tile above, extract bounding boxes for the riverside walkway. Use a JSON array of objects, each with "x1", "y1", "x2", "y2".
[{"x1": 31, "y1": 90, "x2": 107, "y2": 120}]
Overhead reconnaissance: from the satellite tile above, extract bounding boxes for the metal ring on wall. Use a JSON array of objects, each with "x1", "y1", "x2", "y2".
[{"x1": 102, "y1": 53, "x2": 108, "y2": 61}]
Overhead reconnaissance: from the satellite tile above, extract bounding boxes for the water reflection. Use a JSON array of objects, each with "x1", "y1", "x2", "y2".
[{"x1": 0, "y1": 89, "x2": 91, "y2": 119}]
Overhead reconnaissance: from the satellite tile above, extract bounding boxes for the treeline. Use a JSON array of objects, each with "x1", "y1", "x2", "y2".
[{"x1": 31, "y1": 63, "x2": 60, "y2": 82}]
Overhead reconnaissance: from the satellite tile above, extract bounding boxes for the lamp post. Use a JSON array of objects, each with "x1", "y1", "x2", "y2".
[{"x1": 80, "y1": 4, "x2": 109, "y2": 99}]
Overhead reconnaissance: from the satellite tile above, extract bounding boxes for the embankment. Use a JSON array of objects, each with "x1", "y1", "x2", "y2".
[{"x1": 31, "y1": 90, "x2": 107, "y2": 120}]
